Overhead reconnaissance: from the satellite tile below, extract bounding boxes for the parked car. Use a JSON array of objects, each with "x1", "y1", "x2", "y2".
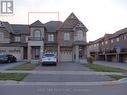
[
  {"x1": 41, "y1": 53, "x2": 57, "y2": 66},
  {"x1": 0, "y1": 54, "x2": 17, "y2": 63}
]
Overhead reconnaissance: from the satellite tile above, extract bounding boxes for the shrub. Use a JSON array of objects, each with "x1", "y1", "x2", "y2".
[{"x1": 87, "y1": 56, "x2": 93, "y2": 64}]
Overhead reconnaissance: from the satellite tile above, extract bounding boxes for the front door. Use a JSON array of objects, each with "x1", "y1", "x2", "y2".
[{"x1": 32, "y1": 46, "x2": 40, "y2": 59}]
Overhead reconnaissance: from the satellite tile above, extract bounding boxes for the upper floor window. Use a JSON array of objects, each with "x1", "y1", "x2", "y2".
[
  {"x1": 124, "y1": 35, "x2": 127, "y2": 40},
  {"x1": 33, "y1": 30, "x2": 41, "y2": 37},
  {"x1": 64, "y1": 32, "x2": 70, "y2": 41},
  {"x1": 101, "y1": 42, "x2": 104, "y2": 45},
  {"x1": 48, "y1": 34, "x2": 54, "y2": 42},
  {"x1": 77, "y1": 30, "x2": 83, "y2": 41},
  {"x1": 116, "y1": 37, "x2": 119, "y2": 42},
  {"x1": 15, "y1": 36, "x2": 21, "y2": 42},
  {"x1": 105, "y1": 41, "x2": 108, "y2": 44},
  {"x1": 111, "y1": 39, "x2": 113, "y2": 43},
  {"x1": 0, "y1": 32, "x2": 4, "y2": 41}
]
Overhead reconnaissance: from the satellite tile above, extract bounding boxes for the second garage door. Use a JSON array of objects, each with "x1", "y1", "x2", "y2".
[{"x1": 60, "y1": 51, "x2": 72, "y2": 62}]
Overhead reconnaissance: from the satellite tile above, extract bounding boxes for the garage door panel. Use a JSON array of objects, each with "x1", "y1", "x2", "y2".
[{"x1": 60, "y1": 51, "x2": 72, "y2": 62}]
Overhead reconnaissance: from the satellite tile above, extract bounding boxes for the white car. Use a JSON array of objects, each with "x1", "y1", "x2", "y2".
[{"x1": 41, "y1": 53, "x2": 57, "y2": 65}]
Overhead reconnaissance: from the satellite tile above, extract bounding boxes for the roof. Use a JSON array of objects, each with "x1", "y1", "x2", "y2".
[
  {"x1": 45, "y1": 21, "x2": 62, "y2": 32},
  {"x1": 104, "y1": 34, "x2": 113, "y2": 40},
  {"x1": 89, "y1": 37, "x2": 104, "y2": 45},
  {"x1": 59, "y1": 12, "x2": 88, "y2": 31},
  {"x1": 11, "y1": 24, "x2": 29, "y2": 34},
  {"x1": 0, "y1": 43, "x2": 27, "y2": 47},
  {"x1": 110, "y1": 28, "x2": 127, "y2": 38},
  {"x1": 1, "y1": 21, "x2": 13, "y2": 33},
  {"x1": 30, "y1": 20, "x2": 45, "y2": 27}
]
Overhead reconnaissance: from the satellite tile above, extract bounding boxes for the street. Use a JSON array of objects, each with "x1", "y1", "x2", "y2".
[
  {"x1": 0, "y1": 62, "x2": 127, "y2": 95},
  {"x1": 0, "y1": 83, "x2": 127, "y2": 95}
]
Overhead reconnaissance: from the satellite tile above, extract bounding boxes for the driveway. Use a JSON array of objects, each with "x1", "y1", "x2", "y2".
[
  {"x1": 35, "y1": 62, "x2": 90, "y2": 71},
  {"x1": 23, "y1": 62, "x2": 113, "y2": 82},
  {"x1": 0, "y1": 61, "x2": 25, "y2": 70}
]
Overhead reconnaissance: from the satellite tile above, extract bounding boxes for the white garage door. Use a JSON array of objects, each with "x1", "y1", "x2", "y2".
[{"x1": 60, "y1": 51, "x2": 72, "y2": 62}]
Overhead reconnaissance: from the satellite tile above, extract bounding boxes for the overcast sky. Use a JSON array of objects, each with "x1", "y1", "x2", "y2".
[{"x1": 0, "y1": 0, "x2": 127, "y2": 41}]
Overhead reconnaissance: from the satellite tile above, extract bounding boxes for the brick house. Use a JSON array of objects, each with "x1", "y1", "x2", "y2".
[
  {"x1": 88, "y1": 28, "x2": 127, "y2": 63},
  {"x1": 0, "y1": 13, "x2": 88, "y2": 63}
]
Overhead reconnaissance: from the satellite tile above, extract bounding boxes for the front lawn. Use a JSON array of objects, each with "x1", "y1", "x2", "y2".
[
  {"x1": 0, "y1": 73, "x2": 27, "y2": 81},
  {"x1": 9, "y1": 63, "x2": 37, "y2": 70},
  {"x1": 85, "y1": 64, "x2": 127, "y2": 72},
  {"x1": 109, "y1": 75, "x2": 127, "y2": 80}
]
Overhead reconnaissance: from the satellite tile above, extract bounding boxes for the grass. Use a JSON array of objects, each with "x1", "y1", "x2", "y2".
[
  {"x1": 9, "y1": 63, "x2": 37, "y2": 70},
  {"x1": 0, "y1": 73, "x2": 28, "y2": 81},
  {"x1": 109, "y1": 75, "x2": 127, "y2": 80},
  {"x1": 85, "y1": 64, "x2": 127, "y2": 72}
]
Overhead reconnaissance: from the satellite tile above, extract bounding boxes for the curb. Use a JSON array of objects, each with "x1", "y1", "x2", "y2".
[{"x1": 0, "y1": 78, "x2": 127, "y2": 86}]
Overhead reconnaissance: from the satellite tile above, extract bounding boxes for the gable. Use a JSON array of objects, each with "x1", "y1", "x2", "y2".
[{"x1": 59, "y1": 13, "x2": 88, "y2": 32}]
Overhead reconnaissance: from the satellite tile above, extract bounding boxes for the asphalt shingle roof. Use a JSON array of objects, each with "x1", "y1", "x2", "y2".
[
  {"x1": 59, "y1": 13, "x2": 88, "y2": 31},
  {"x1": 11, "y1": 24, "x2": 29, "y2": 34},
  {"x1": 110, "y1": 28, "x2": 127, "y2": 38},
  {"x1": 45, "y1": 21, "x2": 62, "y2": 32}
]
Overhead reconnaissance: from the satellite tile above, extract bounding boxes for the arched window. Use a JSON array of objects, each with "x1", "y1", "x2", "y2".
[{"x1": 33, "y1": 30, "x2": 41, "y2": 37}]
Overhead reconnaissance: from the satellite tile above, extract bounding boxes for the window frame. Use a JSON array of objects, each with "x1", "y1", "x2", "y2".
[
  {"x1": 14, "y1": 36, "x2": 21, "y2": 42},
  {"x1": 0, "y1": 32, "x2": 4, "y2": 41},
  {"x1": 33, "y1": 30, "x2": 41, "y2": 37},
  {"x1": 48, "y1": 34, "x2": 54, "y2": 42},
  {"x1": 64, "y1": 32, "x2": 70, "y2": 41}
]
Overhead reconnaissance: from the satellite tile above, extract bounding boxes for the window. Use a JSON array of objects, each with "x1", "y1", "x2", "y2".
[
  {"x1": 111, "y1": 39, "x2": 113, "y2": 43},
  {"x1": 77, "y1": 30, "x2": 83, "y2": 41},
  {"x1": 101, "y1": 42, "x2": 104, "y2": 45},
  {"x1": 64, "y1": 32, "x2": 70, "y2": 41},
  {"x1": 116, "y1": 37, "x2": 119, "y2": 42},
  {"x1": 33, "y1": 30, "x2": 41, "y2": 37},
  {"x1": 15, "y1": 36, "x2": 21, "y2": 42},
  {"x1": 124, "y1": 35, "x2": 126, "y2": 40},
  {"x1": 105, "y1": 41, "x2": 108, "y2": 44},
  {"x1": 48, "y1": 34, "x2": 54, "y2": 42},
  {"x1": 0, "y1": 32, "x2": 4, "y2": 41}
]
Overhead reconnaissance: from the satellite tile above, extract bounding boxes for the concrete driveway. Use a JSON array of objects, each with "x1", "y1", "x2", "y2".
[{"x1": 23, "y1": 62, "x2": 113, "y2": 82}]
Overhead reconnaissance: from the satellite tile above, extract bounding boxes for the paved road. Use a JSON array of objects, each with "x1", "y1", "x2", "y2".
[
  {"x1": 0, "y1": 62, "x2": 126, "y2": 95},
  {"x1": 0, "y1": 83, "x2": 127, "y2": 95}
]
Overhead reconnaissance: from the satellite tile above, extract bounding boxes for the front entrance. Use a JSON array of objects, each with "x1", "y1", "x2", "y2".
[{"x1": 31, "y1": 46, "x2": 40, "y2": 59}]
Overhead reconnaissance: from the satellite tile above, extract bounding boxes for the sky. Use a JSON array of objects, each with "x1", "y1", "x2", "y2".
[{"x1": 0, "y1": 0, "x2": 127, "y2": 42}]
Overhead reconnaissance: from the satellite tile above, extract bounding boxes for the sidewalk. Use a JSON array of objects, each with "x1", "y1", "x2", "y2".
[
  {"x1": 0, "y1": 61, "x2": 26, "y2": 70},
  {"x1": 94, "y1": 61, "x2": 127, "y2": 70}
]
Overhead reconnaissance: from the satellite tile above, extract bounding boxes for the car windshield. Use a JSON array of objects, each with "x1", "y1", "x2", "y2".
[{"x1": 43, "y1": 54, "x2": 55, "y2": 57}]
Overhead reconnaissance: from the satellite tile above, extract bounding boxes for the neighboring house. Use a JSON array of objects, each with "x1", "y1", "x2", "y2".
[
  {"x1": 88, "y1": 28, "x2": 127, "y2": 63},
  {"x1": 0, "y1": 13, "x2": 88, "y2": 62}
]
